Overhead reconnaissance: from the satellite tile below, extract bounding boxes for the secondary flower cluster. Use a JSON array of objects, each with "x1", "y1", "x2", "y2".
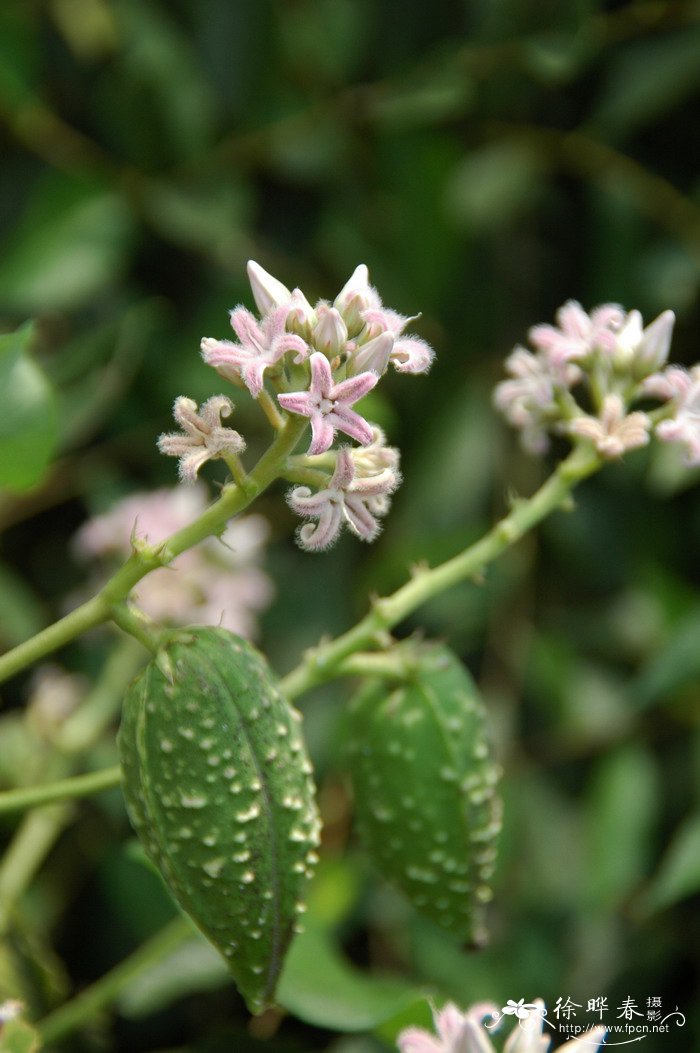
[
  {"x1": 159, "y1": 262, "x2": 433, "y2": 550},
  {"x1": 398, "y1": 1000, "x2": 606, "y2": 1053},
  {"x1": 493, "y1": 300, "x2": 700, "y2": 465},
  {"x1": 75, "y1": 485, "x2": 273, "y2": 637}
]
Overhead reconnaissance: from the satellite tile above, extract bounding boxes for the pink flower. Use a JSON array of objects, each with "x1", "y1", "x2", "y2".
[
  {"x1": 157, "y1": 396, "x2": 246, "y2": 481},
  {"x1": 287, "y1": 447, "x2": 400, "y2": 550},
  {"x1": 397, "y1": 1000, "x2": 606, "y2": 1053},
  {"x1": 529, "y1": 301, "x2": 625, "y2": 365},
  {"x1": 74, "y1": 484, "x2": 273, "y2": 637},
  {"x1": 362, "y1": 306, "x2": 434, "y2": 374},
  {"x1": 202, "y1": 304, "x2": 308, "y2": 399},
  {"x1": 642, "y1": 365, "x2": 694, "y2": 403},
  {"x1": 493, "y1": 347, "x2": 569, "y2": 454},
  {"x1": 655, "y1": 369, "x2": 700, "y2": 465},
  {"x1": 278, "y1": 352, "x2": 378, "y2": 454},
  {"x1": 569, "y1": 394, "x2": 650, "y2": 458}
]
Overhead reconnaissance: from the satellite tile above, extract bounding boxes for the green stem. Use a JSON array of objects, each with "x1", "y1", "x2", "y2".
[
  {"x1": 0, "y1": 766, "x2": 121, "y2": 815},
  {"x1": 281, "y1": 444, "x2": 602, "y2": 700},
  {"x1": 37, "y1": 915, "x2": 194, "y2": 1045},
  {"x1": 0, "y1": 805, "x2": 73, "y2": 934},
  {"x1": 0, "y1": 416, "x2": 307, "y2": 686},
  {"x1": 110, "y1": 603, "x2": 161, "y2": 654}
]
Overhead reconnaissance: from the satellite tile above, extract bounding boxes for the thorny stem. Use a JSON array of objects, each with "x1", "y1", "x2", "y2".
[
  {"x1": 0, "y1": 415, "x2": 308, "y2": 685},
  {"x1": 281, "y1": 444, "x2": 603, "y2": 700}
]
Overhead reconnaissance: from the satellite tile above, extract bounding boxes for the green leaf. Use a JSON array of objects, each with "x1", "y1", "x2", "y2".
[
  {"x1": 445, "y1": 141, "x2": 545, "y2": 232},
  {"x1": 117, "y1": 936, "x2": 228, "y2": 1018},
  {"x1": 0, "y1": 324, "x2": 58, "y2": 491},
  {"x1": 628, "y1": 610, "x2": 700, "y2": 709},
  {"x1": 592, "y1": 30, "x2": 700, "y2": 140},
  {"x1": 639, "y1": 813, "x2": 700, "y2": 915},
  {"x1": 0, "y1": 175, "x2": 134, "y2": 313},
  {"x1": 583, "y1": 745, "x2": 659, "y2": 910},
  {"x1": 0, "y1": 562, "x2": 46, "y2": 647},
  {"x1": 277, "y1": 923, "x2": 424, "y2": 1032},
  {"x1": 0, "y1": 1018, "x2": 42, "y2": 1053}
]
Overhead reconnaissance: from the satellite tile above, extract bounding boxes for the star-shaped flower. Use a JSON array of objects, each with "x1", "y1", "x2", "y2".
[
  {"x1": 157, "y1": 396, "x2": 246, "y2": 481},
  {"x1": 278, "y1": 352, "x2": 378, "y2": 454},
  {"x1": 569, "y1": 394, "x2": 650, "y2": 458},
  {"x1": 287, "y1": 447, "x2": 400, "y2": 550},
  {"x1": 201, "y1": 304, "x2": 308, "y2": 399}
]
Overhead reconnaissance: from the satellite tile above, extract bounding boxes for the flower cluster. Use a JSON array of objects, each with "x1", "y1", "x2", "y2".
[
  {"x1": 75, "y1": 484, "x2": 273, "y2": 637},
  {"x1": 397, "y1": 1001, "x2": 606, "y2": 1053},
  {"x1": 493, "y1": 300, "x2": 699, "y2": 463},
  {"x1": 161, "y1": 261, "x2": 431, "y2": 551}
]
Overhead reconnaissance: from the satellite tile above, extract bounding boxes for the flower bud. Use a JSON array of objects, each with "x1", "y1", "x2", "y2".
[
  {"x1": 287, "y1": 288, "x2": 316, "y2": 339},
  {"x1": 312, "y1": 304, "x2": 348, "y2": 357},
  {"x1": 612, "y1": 310, "x2": 643, "y2": 368},
  {"x1": 246, "y1": 260, "x2": 292, "y2": 316},
  {"x1": 633, "y1": 309, "x2": 675, "y2": 379},
  {"x1": 334, "y1": 264, "x2": 379, "y2": 336},
  {"x1": 347, "y1": 331, "x2": 393, "y2": 375}
]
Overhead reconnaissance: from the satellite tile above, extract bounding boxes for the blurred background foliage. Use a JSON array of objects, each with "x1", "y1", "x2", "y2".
[{"x1": 0, "y1": 0, "x2": 700, "y2": 1050}]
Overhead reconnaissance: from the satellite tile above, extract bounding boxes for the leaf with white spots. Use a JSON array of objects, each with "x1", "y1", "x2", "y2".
[
  {"x1": 346, "y1": 643, "x2": 502, "y2": 946},
  {"x1": 118, "y1": 627, "x2": 321, "y2": 1014}
]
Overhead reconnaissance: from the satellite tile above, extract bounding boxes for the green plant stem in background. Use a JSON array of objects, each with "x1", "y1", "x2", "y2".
[
  {"x1": 0, "y1": 765, "x2": 121, "y2": 815},
  {"x1": 281, "y1": 444, "x2": 602, "y2": 700},
  {"x1": 37, "y1": 915, "x2": 194, "y2": 1046},
  {"x1": 0, "y1": 415, "x2": 307, "y2": 684},
  {"x1": 0, "y1": 639, "x2": 144, "y2": 933},
  {"x1": 0, "y1": 805, "x2": 73, "y2": 934}
]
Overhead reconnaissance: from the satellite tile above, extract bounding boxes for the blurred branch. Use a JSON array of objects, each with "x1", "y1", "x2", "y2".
[
  {"x1": 490, "y1": 122, "x2": 700, "y2": 263},
  {"x1": 37, "y1": 915, "x2": 193, "y2": 1045},
  {"x1": 0, "y1": 765, "x2": 121, "y2": 815}
]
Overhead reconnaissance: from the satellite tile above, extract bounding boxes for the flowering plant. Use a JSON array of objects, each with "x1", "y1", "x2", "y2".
[{"x1": 0, "y1": 261, "x2": 696, "y2": 1048}]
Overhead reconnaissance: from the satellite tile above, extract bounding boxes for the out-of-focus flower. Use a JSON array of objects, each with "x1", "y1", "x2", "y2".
[
  {"x1": 655, "y1": 369, "x2": 700, "y2": 465},
  {"x1": 569, "y1": 395, "x2": 650, "y2": 458},
  {"x1": 495, "y1": 301, "x2": 677, "y2": 458},
  {"x1": 202, "y1": 304, "x2": 308, "y2": 399},
  {"x1": 529, "y1": 301, "x2": 625, "y2": 365},
  {"x1": 397, "y1": 1001, "x2": 606, "y2": 1053},
  {"x1": 157, "y1": 396, "x2": 245, "y2": 481},
  {"x1": 26, "y1": 665, "x2": 87, "y2": 739},
  {"x1": 287, "y1": 447, "x2": 400, "y2": 550},
  {"x1": 278, "y1": 352, "x2": 378, "y2": 454},
  {"x1": 74, "y1": 484, "x2": 273, "y2": 638}
]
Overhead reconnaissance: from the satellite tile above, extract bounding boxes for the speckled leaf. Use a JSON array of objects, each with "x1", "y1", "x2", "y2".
[
  {"x1": 346, "y1": 644, "x2": 501, "y2": 946},
  {"x1": 118, "y1": 627, "x2": 321, "y2": 1014}
]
